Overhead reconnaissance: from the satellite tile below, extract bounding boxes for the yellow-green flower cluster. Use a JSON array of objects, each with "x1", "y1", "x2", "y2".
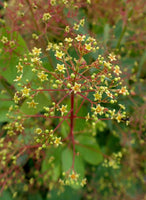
[
  {"x1": 34, "y1": 128, "x2": 62, "y2": 149},
  {"x1": 42, "y1": 13, "x2": 52, "y2": 22},
  {"x1": 59, "y1": 171, "x2": 87, "y2": 187},
  {"x1": 103, "y1": 152, "x2": 122, "y2": 169}
]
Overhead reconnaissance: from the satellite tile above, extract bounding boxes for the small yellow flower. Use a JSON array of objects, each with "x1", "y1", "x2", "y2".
[
  {"x1": 81, "y1": 178, "x2": 87, "y2": 187},
  {"x1": 32, "y1": 47, "x2": 42, "y2": 56},
  {"x1": 37, "y1": 71, "x2": 48, "y2": 81},
  {"x1": 21, "y1": 86, "x2": 30, "y2": 97},
  {"x1": 108, "y1": 53, "x2": 116, "y2": 61},
  {"x1": 53, "y1": 44, "x2": 60, "y2": 51},
  {"x1": 8, "y1": 105, "x2": 13, "y2": 112},
  {"x1": 14, "y1": 74, "x2": 22, "y2": 82},
  {"x1": 119, "y1": 86, "x2": 128, "y2": 95},
  {"x1": 119, "y1": 104, "x2": 125, "y2": 110},
  {"x1": 16, "y1": 124, "x2": 24, "y2": 132},
  {"x1": 69, "y1": 172, "x2": 79, "y2": 181},
  {"x1": 56, "y1": 63, "x2": 65, "y2": 73},
  {"x1": 4, "y1": 2, "x2": 8, "y2": 8},
  {"x1": 114, "y1": 65, "x2": 121, "y2": 75},
  {"x1": 116, "y1": 113, "x2": 122, "y2": 123},
  {"x1": 13, "y1": 93, "x2": 20, "y2": 103},
  {"x1": 85, "y1": 43, "x2": 92, "y2": 51},
  {"x1": 79, "y1": 19, "x2": 85, "y2": 27},
  {"x1": 54, "y1": 137, "x2": 62, "y2": 146},
  {"x1": 103, "y1": 61, "x2": 111, "y2": 68},
  {"x1": 31, "y1": 57, "x2": 40, "y2": 64},
  {"x1": 65, "y1": 26, "x2": 70, "y2": 33},
  {"x1": 60, "y1": 105, "x2": 67, "y2": 116},
  {"x1": 85, "y1": 113, "x2": 90, "y2": 121},
  {"x1": 55, "y1": 50, "x2": 64, "y2": 59},
  {"x1": 50, "y1": 0, "x2": 56, "y2": 6},
  {"x1": 94, "y1": 104, "x2": 104, "y2": 115},
  {"x1": 75, "y1": 34, "x2": 85, "y2": 42},
  {"x1": 35, "y1": 128, "x2": 42, "y2": 135},
  {"x1": 94, "y1": 92, "x2": 102, "y2": 101},
  {"x1": 62, "y1": 0, "x2": 68, "y2": 4},
  {"x1": 1, "y1": 36, "x2": 8, "y2": 44},
  {"x1": 32, "y1": 33, "x2": 39, "y2": 40},
  {"x1": 10, "y1": 40, "x2": 15, "y2": 47},
  {"x1": 106, "y1": 91, "x2": 113, "y2": 98},
  {"x1": 65, "y1": 37, "x2": 73, "y2": 43},
  {"x1": 72, "y1": 82, "x2": 81, "y2": 93},
  {"x1": 27, "y1": 100, "x2": 38, "y2": 108},
  {"x1": 46, "y1": 42, "x2": 52, "y2": 51},
  {"x1": 87, "y1": 37, "x2": 95, "y2": 42},
  {"x1": 42, "y1": 13, "x2": 52, "y2": 22},
  {"x1": 16, "y1": 62, "x2": 23, "y2": 73},
  {"x1": 73, "y1": 23, "x2": 79, "y2": 30}
]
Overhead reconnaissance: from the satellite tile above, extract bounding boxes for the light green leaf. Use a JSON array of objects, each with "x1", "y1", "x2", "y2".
[
  {"x1": 74, "y1": 100, "x2": 88, "y2": 132},
  {"x1": 41, "y1": 147, "x2": 62, "y2": 181},
  {"x1": 47, "y1": 187, "x2": 81, "y2": 200},
  {"x1": 104, "y1": 24, "x2": 110, "y2": 45},
  {"x1": 76, "y1": 135, "x2": 103, "y2": 165},
  {"x1": 28, "y1": 193, "x2": 43, "y2": 200},
  {"x1": 0, "y1": 101, "x2": 14, "y2": 122},
  {"x1": 114, "y1": 20, "x2": 123, "y2": 39},
  {"x1": 61, "y1": 147, "x2": 85, "y2": 178},
  {"x1": 20, "y1": 92, "x2": 50, "y2": 115},
  {"x1": 0, "y1": 28, "x2": 29, "y2": 85}
]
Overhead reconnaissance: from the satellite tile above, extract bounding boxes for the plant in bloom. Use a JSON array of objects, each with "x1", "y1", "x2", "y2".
[
  {"x1": 0, "y1": 0, "x2": 131, "y2": 196},
  {"x1": 0, "y1": 30, "x2": 130, "y2": 193}
]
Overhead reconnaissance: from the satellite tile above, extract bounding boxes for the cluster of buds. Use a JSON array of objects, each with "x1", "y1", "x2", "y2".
[{"x1": 102, "y1": 152, "x2": 123, "y2": 169}]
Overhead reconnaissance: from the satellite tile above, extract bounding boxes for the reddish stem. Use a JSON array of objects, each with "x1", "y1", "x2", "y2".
[{"x1": 70, "y1": 92, "x2": 76, "y2": 168}]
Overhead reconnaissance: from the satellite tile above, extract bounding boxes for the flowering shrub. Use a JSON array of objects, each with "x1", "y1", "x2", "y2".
[
  {"x1": 0, "y1": 29, "x2": 129, "y2": 192},
  {"x1": 0, "y1": 0, "x2": 145, "y2": 199}
]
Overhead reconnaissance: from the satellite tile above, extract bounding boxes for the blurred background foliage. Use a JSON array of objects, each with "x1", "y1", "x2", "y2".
[{"x1": 0, "y1": 0, "x2": 145, "y2": 199}]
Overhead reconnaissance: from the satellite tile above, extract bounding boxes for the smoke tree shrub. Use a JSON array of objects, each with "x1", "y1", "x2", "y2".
[
  {"x1": 0, "y1": 0, "x2": 131, "y2": 197},
  {"x1": 1, "y1": 34, "x2": 129, "y2": 192}
]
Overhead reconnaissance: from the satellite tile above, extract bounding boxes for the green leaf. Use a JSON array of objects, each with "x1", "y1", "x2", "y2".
[
  {"x1": 114, "y1": 20, "x2": 123, "y2": 39},
  {"x1": 20, "y1": 92, "x2": 50, "y2": 115},
  {"x1": 1, "y1": 190, "x2": 12, "y2": 200},
  {"x1": 61, "y1": 148, "x2": 85, "y2": 178},
  {"x1": 0, "y1": 101, "x2": 14, "y2": 122},
  {"x1": 41, "y1": 147, "x2": 62, "y2": 181},
  {"x1": 28, "y1": 193, "x2": 43, "y2": 200},
  {"x1": 103, "y1": 24, "x2": 110, "y2": 45},
  {"x1": 0, "y1": 28, "x2": 29, "y2": 85},
  {"x1": 61, "y1": 120, "x2": 70, "y2": 138},
  {"x1": 47, "y1": 187, "x2": 81, "y2": 200},
  {"x1": 76, "y1": 135, "x2": 103, "y2": 165},
  {"x1": 42, "y1": 56, "x2": 54, "y2": 73},
  {"x1": 74, "y1": 100, "x2": 88, "y2": 132},
  {"x1": 0, "y1": 55, "x2": 18, "y2": 85}
]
